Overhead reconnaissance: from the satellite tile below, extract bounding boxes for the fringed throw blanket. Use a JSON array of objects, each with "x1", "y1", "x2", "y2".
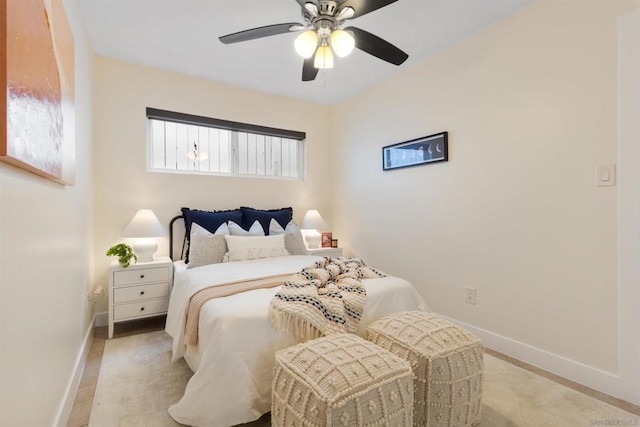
[{"x1": 269, "y1": 257, "x2": 387, "y2": 341}]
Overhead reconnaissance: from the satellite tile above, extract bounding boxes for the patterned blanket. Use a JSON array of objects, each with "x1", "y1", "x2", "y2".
[{"x1": 269, "y1": 257, "x2": 387, "y2": 341}]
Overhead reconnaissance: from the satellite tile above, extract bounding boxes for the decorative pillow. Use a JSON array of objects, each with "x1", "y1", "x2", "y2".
[
  {"x1": 181, "y1": 207, "x2": 243, "y2": 262},
  {"x1": 240, "y1": 206, "x2": 293, "y2": 235},
  {"x1": 269, "y1": 219, "x2": 308, "y2": 255},
  {"x1": 187, "y1": 223, "x2": 229, "y2": 268},
  {"x1": 228, "y1": 220, "x2": 265, "y2": 236},
  {"x1": 181, "y1": 207, "x2": 242, "y2": 236},
  {"x1": 223, "y1": 234, "x2": 289, "y2": 262}
]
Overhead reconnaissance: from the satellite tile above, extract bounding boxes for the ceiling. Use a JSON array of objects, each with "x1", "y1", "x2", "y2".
[{"x1": 77, "y1": 0, "x2": 533, "y2": 106}]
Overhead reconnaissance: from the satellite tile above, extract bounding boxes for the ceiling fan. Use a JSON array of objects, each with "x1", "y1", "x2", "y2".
[{"x1": 219, "y1": 0, "x2": 409, "y2": 82}]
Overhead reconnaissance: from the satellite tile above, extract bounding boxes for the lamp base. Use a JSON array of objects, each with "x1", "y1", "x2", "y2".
[
  {"x1": 303, "y1": 230, "x2": 321, "y2": 249},
  {"x1": 131, "y1": 238, "x2": 157, "y2": 263}
]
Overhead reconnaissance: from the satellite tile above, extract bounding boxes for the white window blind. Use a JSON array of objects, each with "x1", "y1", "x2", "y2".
[{"x1": 146, "y1": 108, "x2": 305, "y2": 180}]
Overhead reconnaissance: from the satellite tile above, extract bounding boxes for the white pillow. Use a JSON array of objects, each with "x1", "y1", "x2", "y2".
[
  {"x1": 187, "y1": 223, "x2": 230, "y2": 268},
  {"x1": 268, "y1": 218, "x2": 290, "y2": 234},
  {"x1": 269, "y1": 219, "x2": 308, "y2": 255},
  {"x1": 228, "y1": 220, "x2": 265, "y2": 236},
  {"x1": 214, "y1": 222, "x2": 230, "y2": 235},
  {"x1": 223, "y1": 234, "x2": 289, "y2": 262}
]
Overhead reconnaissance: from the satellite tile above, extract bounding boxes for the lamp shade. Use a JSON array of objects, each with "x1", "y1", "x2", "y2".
[
  {"x1": 314, "y1": 44, "x2": 334, "y2": 69},
  {"x1": 122, "y1": 209, "x2": 165, "y2": 238},
  {"x1": 330, "y1": 29, "x2": 355, "y2": 58},
  {"x1": 294, "y1": 30, "x2": 318, "y2": 59},
  {"x1": 301, "y1": 210, "x2": 328, "y2": 231}
]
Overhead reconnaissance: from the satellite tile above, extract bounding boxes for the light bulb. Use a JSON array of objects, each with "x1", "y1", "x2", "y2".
[
  {"x1": 330, "y1": 29, "x2": 355, "y2": 58},
  {"x1": 294, "y1": 30, "x2": 318, "y2": 59},
  {"x1": 187, "y1": 151, "x2": 209, "y2": 161},
  {"x1": 314, "y1": 44, "x2": 334, "y2": 69}
]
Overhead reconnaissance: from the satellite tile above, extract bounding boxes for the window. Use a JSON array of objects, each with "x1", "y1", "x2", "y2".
[{"x1": 146, "y1": 108, "x2": 306, "y2": 180}]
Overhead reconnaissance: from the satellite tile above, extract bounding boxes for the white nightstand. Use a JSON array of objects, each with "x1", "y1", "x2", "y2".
[
  {"x1": 306, "y1": 247, "x2": 343, "y2": 257},
  {"x1": 108, "y1": 256, "x2": 173, "y2": 339}
]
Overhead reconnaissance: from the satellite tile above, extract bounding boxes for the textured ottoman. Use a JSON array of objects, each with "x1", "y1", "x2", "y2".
[
  {"x1": 367, "y1": 312, "x2": 483, "y2": 427},
  {"x1": 272, "y1": 333, "x2": 414, "y2": 426}
]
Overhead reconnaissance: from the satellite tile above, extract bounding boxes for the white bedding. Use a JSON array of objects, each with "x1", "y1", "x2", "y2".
[{"x1": 165, "y1": 255, "x2": 427, "y2": 427}]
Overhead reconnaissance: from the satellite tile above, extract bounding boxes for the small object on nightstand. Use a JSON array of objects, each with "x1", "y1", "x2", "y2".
[
  {"x1": 108, "y1": 256, "x2": 173, "y2": 339},
  {"x1": 321, "y1": 232, "x2": 332, "y2": 247},
  {"x1": 106, "y1": 243, "x2": 137, "y2": 268}
]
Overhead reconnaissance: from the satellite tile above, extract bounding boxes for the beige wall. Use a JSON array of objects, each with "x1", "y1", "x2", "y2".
[
  {"x1": 331, "y1": 0, "x2": 637, "y2": 375},
  {"x1": 0, "y1": 0, "x2": 94, "y2": 424},
  {"x1": 617, "y1": 8, "x2": 640, "y2": 405},
  {"x1": 92, "y1": 57, "x2": 332, "y2": 313},
  {"x1": 1, "y1": 2, "x2": 631, "y2": 422}
]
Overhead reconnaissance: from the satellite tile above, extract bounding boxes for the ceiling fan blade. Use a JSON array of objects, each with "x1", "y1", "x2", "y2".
[
  {"x1": 219, "y1": 23, "x2": 302, "y2": 44},
  {"x1": 338, "y1": 0, "x2": 397, "y2": 19},
  {"x1": 302, "y1": 56, "x2": 319, "y2": 81},
  {"x1": 345, "y1": 26, "x2": 408, "y2": 65}
]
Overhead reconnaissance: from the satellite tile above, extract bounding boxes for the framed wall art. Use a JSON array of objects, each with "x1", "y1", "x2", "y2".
[
  {"x1": 382, "y1": 131, "x2": 448, "y2": 171},
  {"x1": 321, "y1": 232, "x2": 333, "y2": 248},
  {"x1": 1, "y1": 0, "x2": 76, "y2": 184}
]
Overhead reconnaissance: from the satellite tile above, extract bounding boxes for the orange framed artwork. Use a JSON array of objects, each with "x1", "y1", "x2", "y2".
[{"x1": 1, "y1": 0, "x2": 75, "y2": 184}]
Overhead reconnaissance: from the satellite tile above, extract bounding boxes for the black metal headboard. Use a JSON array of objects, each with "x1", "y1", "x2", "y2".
[{"x1": 169, "y1": 215, "x2": 186, "y2": 261}]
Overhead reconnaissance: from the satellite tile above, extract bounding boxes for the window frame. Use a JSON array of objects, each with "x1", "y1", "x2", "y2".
[{"x1": 146, "y1": 108, "x2": 306, "y2": 180}]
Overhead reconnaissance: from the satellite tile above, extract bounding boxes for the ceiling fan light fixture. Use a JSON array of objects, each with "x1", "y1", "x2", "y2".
[
  {"x1": 294, "y1": 30, "x2": 318, "y2": 59},
  {"x1": 218, "y1": 0, "x2": 408, "y2": 82},
  {"x1": 330, "y1": 29, "x2": 355, "y2": 58},
  {"x1": 314, "y1": 44, "x2": 334, "y2": 69},
  {"x1": 187, "y1": 151, "x2": 209, "y2": 161}
]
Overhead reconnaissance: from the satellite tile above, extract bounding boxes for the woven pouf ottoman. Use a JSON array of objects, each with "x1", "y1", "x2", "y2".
[
  {"x1": 272, "y1": 333, "x2": 414, "y2": 426},
  {"x1": 367, "y1": 311, "x2": 483, "y2": 427}
]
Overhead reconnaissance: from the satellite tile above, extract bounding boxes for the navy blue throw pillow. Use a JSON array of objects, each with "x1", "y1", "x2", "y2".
[
  {"x1": 240, "y1": 207, "x2": 293, "y2": 235},
  {"x1": 181, "y1": 207, "x2": 243, "y2": 262}
]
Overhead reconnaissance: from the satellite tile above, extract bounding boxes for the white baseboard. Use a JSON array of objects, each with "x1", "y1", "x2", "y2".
[
  {"x1": 54, "y1": 314, "x2": 95, "y2": 427},
  {"x1": 438, "y1": 314, "x2": 620, "y2": 398},
  {"x1": 94, "y1": 311, "x2": 108, "y2": 327}
]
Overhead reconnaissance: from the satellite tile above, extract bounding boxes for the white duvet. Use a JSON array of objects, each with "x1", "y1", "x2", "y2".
[{"x1": 165, "y1": 255, "x2": 427, "y2": 427}]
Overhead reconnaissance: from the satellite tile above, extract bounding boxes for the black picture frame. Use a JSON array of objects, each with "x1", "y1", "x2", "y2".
[{"x1": 382, "y1": 131, "x2": 448, "y2": 171}]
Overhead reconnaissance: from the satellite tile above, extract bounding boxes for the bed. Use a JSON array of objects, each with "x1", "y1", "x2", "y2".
[{"x1": 165, "y1": 207, "x2": 427, "y2": 426}]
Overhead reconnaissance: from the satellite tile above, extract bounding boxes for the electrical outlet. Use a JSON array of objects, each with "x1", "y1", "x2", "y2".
[
  {"x1": 465, "y1": 287, "x2": 477, "y2": 305},
  {"x1": 89, "y1": 286, "x2": 105, "y2": 303}
]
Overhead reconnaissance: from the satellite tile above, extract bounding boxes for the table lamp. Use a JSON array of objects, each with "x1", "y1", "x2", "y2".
[
  {"x1": 122, "y1": 209, "x2": 165, "y2": 262},
  {"x1": 301, "y1": 209, "x2": 328, "y2": 249}
]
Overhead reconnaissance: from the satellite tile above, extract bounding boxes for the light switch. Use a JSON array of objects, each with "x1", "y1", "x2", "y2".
[{"x1": 597, "y1": 164, "x2": 616, "y2": 187}]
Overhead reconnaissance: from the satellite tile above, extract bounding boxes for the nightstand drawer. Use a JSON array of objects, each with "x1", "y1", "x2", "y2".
[
  {"x1": 113, "y1": 267, "x2": 169, "y2": 287},
  {"x1": 113, "y1": 297, "x2": 169, "y2": 321},
  {"x1": 113, "y1": 282, "x2": 169, "y2": 304}
]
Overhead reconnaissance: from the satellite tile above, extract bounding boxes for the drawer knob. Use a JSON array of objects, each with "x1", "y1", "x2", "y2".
[
  {"x1": 140, "y1": 291, "x2": 145, "y2": 296},
  {"x1": 140, "y1": 274, "x2": 145, "y2": 279},
  {"x1": 140, "y1": 307, "x2": 145, "y2": 312}
]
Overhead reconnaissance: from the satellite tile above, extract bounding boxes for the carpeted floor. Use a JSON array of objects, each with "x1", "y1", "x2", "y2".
[{"x1": 89, "y1": 330, "x2": 640, "y2": 427}]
